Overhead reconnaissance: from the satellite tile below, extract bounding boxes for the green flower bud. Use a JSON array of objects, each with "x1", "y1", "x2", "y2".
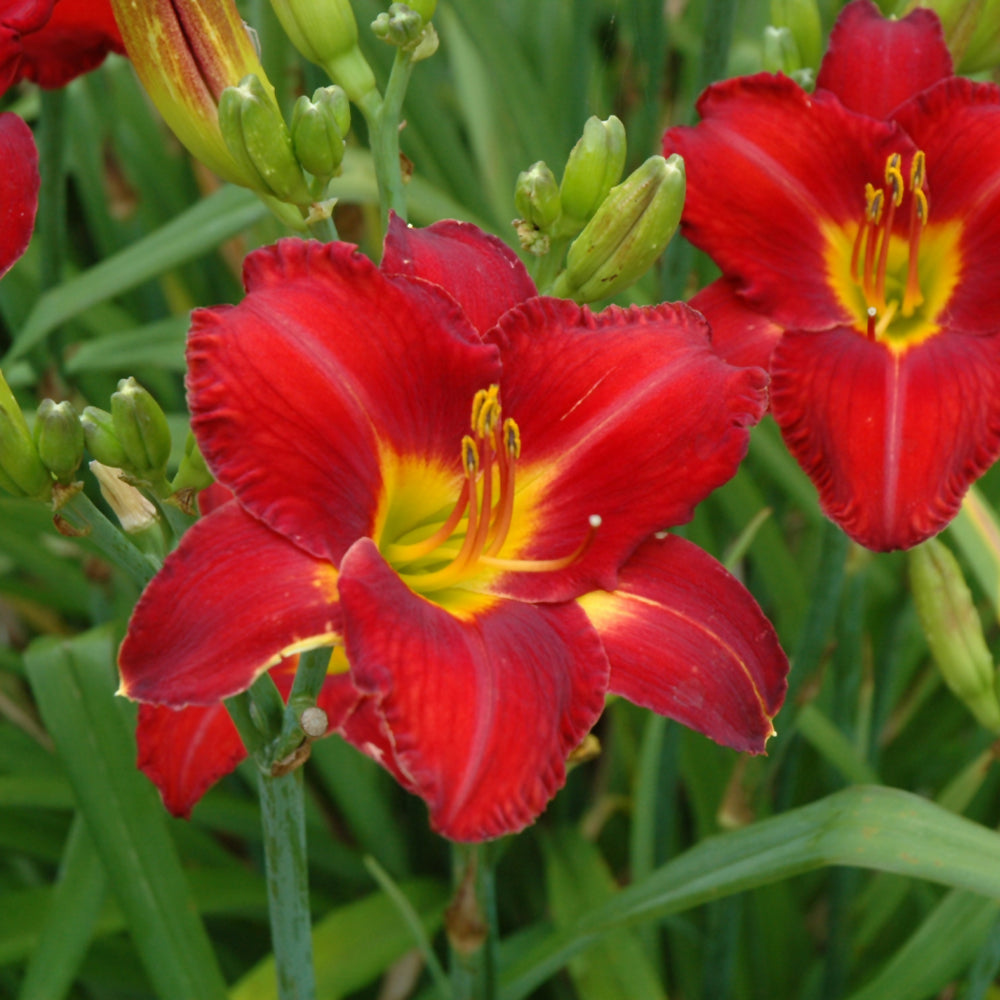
[
  {"x1": 0, "y1": 371, "x2": 50, "y2": 500},
  {"x1": 404, "y1": 0, "x2": 436, "y2": 21},
  {"x1": 372, "y1": 4, "x2": 439, "y2": 60},
  {"x1": 770, "y1": 0, "x2": 822, "y2": 70},
  {"x1": 110, "y1": 378, "x2": 172, "y2": 482},
  {"x1": 170, "y1": 432, "x2": 214, "y2": 495},
  {"x1": 219, "y1": 75, "x2": 312, "y2": 205},
  {"x1": 33, "y1": 399, "x2": 84, "y2": 484},
  {"x1": 553, "y1": 153, "x2": 686, "y2": 303},
  {"x1": 291, "y1": 87, "x2": 350, "y2": 181},
  {"x1": 515, "y1": 161, "x2": 562, "y2": 231},
  {"x1": 559, "y1": 115, "x2": 627, "y2": 229},
  {"x1": 909, "y1": 538, "x2": 1000, "y2": 731},
  {"x1": 762, "y1": 25, "x2": 802, "y2": 75},
  {"x1": 269, "y1": 0, "x2": 377, "y2": 103},
  {"x1": 81, "y1": 406, "x2": 129, "y2": 469}
]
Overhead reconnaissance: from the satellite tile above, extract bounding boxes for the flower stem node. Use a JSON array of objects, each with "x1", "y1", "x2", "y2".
[
  {"x1": 110, "y1": 378, "x2": 172, "y2": 484},
  {"x1": 909, "y1": 538, "x2": 1000, "y2": 732},
  {"x1": 218, "y1": 75, "x2": 312, "y2": 206},
  {"x1": 553, "y1": 153, "x2": 686, "y2": 303},
  {"x1": 0, "y1": 371, "x2": 50, "y2": 500},
  {"x1": 291, "y1": 86, "x2": 350, "y2": 183},
  {"x1": 558, "y1": 115, "x2": 627, "y2": 232},
  {"x1": 33, "y1": 399, "x2": 84, "y2": 484},
  {"x1": 372, "y1": 4, "x2": 439, "y2": 60},
  {"x1": 515, "y1": 161, "x2": 562, "y2": 232},
  {"x1": 770, "y1": 0, "x2": 823, "y2": 70}
]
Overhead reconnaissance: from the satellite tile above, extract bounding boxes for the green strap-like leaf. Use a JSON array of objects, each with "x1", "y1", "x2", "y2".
[
  {"x1": 24, "y1": 627, "x2": 229, "y2": 1000},
  {"x1": 501, "y1": 785, "x2": 1000, "y2": 1000}
]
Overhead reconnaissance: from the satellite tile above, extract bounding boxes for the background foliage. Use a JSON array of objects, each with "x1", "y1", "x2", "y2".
[{"x1": 4, "y1": 1, "x2": 1000, "y2": 998}]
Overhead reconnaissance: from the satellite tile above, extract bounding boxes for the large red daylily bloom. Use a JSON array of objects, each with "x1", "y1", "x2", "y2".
[
  {"x1": 663, "y1": 0, "x2": 1000, "y2": 551},
  {"x1": 0, "y1": 0, "x2": 124, "y2": 93},
  {"x1": 119, "y1": 218, "x2": 788, "y2": 841},
  {"x1": 0, "y1": 111, "x2": 37, "y2": 278}
]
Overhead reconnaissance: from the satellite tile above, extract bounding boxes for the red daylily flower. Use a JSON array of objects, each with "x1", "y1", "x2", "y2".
[
  {"x1": 1, "y1": 0, "x2": 124, "y2": 93},
  {"x1": 663, "y1": 0, "x2": 1000, "y2": 551},
  {"x1": 119, "y1": 218, "x2": 788, "y2": 841},
  {"x1": 0, "y1": 111, "x2": 38, "y2": 277}
]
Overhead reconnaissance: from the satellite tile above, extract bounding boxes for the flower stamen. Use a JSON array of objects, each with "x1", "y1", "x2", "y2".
[{"x1": 392, "y1": 385, "x2": 598, "y2": 593}]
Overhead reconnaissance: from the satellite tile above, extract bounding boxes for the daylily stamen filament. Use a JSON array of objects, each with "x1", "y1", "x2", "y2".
[
  {"x1": 850, "y1": 149, "x2": 929, "y2": 336},
  {"x1": 392, "y1": 385, "x2": 598, "y2": 593}
]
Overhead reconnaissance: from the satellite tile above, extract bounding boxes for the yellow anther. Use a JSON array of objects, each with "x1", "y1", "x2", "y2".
[
  {"x1": 471, "y1": 384, "x2": 501, "y2": 437},
  {"x1": 885, "y1": 153, "x2": 904, "y2": 207},
  {"x1": 910, "y1": 150, "x2": 926, "y2": 191},
  {"x1": 913, "y1": 188, "x2": 928, "y2": 226},
  {"x1": 470, "y1": 387, "x2": 491, "y2": 433},
  {"x1": 503, "y1": 418, "x2": 521, "y2": 459},
  {"x1": 866, "y1": 185, "x2": 884, "y2": 224},
  {"x1": 462, "y1": 435, "x2": 479, "y2": 475}
]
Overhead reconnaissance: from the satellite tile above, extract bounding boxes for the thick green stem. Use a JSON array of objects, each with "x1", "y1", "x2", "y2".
[
  {"x1": 258, "y1": 768, "x2": 316, "y2": 1000},
  {"x1": 55, "y1": 490, "x2": 160, "y2": 587},
  {"x1": 447, "y1": 842, "x2": 497, "y2": 1000}
]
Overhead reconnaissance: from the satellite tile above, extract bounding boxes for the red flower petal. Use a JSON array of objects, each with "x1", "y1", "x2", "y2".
[
  {"x1": 119, "y1": 502, "x2": 342, "y2": 706},
  {"x1": 579, "y1": 534, "x2": 787, "y2": 753},
  {"x1": 770, "y1": 328, "x2": 1000, "y2": 550},
  {"x1": 487, "y1": 297, "x2": 767, "y2": 601},
  {"x1": 381, "y1": 213, "x2": 538, "y2": 335},
  {"x1": 137, "y1": 661, "x2": 361, "y2": 817},
  {"x1": 188, "y1": 239, "x2": 500, "y2": 565},
  {"x1": 663, "y1": 75, "x2": 907, "y2": 330},
  {"x1": 336, "y1": 537, "x2": 609, "y2": 841},
  {"x1": 4, "y1": 0, "x2": 123, "y2": 90},
  {"x1": 689, "y1": 278, "x2": 783, "y2": 372},
  {"x1": 815, "y1": 0, "x2": 952, "y2": 120},
  {"x1": 889, "y1": 78, "x2": 1000, "y2": 336},
  {"x1": 0, "y1": 113, "x2": 38, "y2": 278}
]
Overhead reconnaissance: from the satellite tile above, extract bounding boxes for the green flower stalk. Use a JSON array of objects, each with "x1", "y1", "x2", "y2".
[
  {"x1": 34, "y1": 399, "x2": 84, "y2": 484},
  {"x1": 109, "y1": 0, "x2": 286, "y2": 189},
  {"x1": 551, "y1": 153, "x2": 686, "y2": 303},
  {"x1": 268, "y1": 0, "x2": 376, "y2": 103},
  {"x1": 558, "y1": 115, "x2": 627, "y2": 232},
  {"x1": 909, "y1": 537, "x2": 1000, "y2": 731},
  {"x1": 0, "y1": 370, "x2": 50, "y2": 500},
  {"x1": 218, "y1": 75, "x2": 312, "y2": 204}
]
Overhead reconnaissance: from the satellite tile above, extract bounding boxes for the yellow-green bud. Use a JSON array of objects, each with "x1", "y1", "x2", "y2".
[
  {"x1": 219, "y1": 75, "x2": 312, "y2": 205},
  {"x1": 291, "y1": 87, "x2": 350, "y2": 181},
  {"x1": 170, "y1": 432, "x2": 214, "y2": 494},
  {"x1": 33, "y1": 399, "x2": 84, "y2": 484},
  {"x1": 109, "y1": 0, "x2": 283, "y2": 189},
  {"x1": 269, "y1": 0, "x2": 377, "y2": 103},
  {"x1": 515, "y1": 161, "x2": 562, "y2": 231},
  {"x1": 909, "y1": 538, "x2": 1000, "y2": 731},
  {"x1": 559, "y1": 115, "x2": 627, "y2": 229},
  {"x1": 0, "y1": 371, "x2": 50, "y2": 500},
  {"x1": 770, "y1": 0, "x2": 822, "y2": 69},
  {"x1": 110, "y1": 378, "x2": 172, "y2": 482},
  {"x1": 81, "y1": 406, "x2": 129, "y2": 469},
  {"x1": 762, "y1": 26, "x2": 803, "y2": 75},
  {"x1": 553, "y1": 153, "x2": 686, "y2": 303}
]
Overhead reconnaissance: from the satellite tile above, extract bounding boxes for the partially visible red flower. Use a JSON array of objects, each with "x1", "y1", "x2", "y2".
[
  {"x1": 0, "y1": 111, "x2": 38, "y2": 277},
  {"x1": 664, "y1": 0, "x2": 1000, "y2": 551},
  {"x1": 1, "y1": 0, "x2": 124, "y2": 93},
  {"x1": 119, "y1": 218, "x2": 788, "y2": 841}
]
